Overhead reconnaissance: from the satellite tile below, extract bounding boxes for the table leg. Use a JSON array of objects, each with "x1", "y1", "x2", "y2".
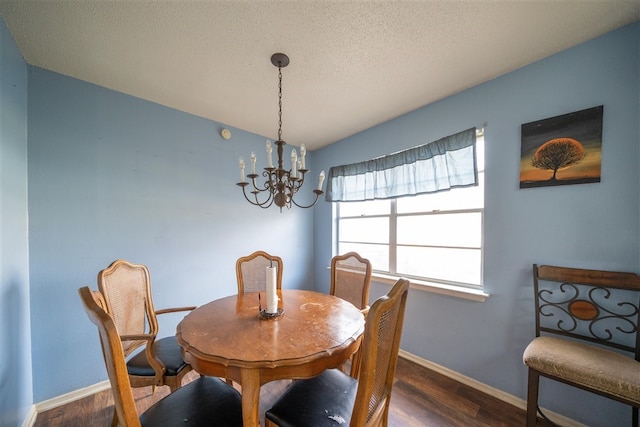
[{"x1": 240, "y1": 368, "x2": 261, "y2": 426}]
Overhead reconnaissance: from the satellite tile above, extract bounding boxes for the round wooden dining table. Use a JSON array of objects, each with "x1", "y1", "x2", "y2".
[{"x1": 176, "y1": 289, "x2": 365, "y2": 427}]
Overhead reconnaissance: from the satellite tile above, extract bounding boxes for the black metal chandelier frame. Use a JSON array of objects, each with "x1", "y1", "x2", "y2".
[{"x1": 236, "y1": 53, "x2": 324, "y2": 211}]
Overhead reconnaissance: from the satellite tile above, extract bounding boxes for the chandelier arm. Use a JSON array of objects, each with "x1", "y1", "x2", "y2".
[
  {"x1": 238, "y1": 182, "x2": 276, "y2": 208},
  {"x1": 244, "y1": 171, "x2": 272, "y2": 194},
  {"x1": 290, "y1": 190, "x2": 324, "y2": 209},
  {"x1": 291, "y1": 174, "x2": 305, "y2": 192}
]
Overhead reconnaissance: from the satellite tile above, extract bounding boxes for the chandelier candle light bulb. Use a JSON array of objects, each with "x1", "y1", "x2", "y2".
[
  {"x1": 250, "y1": 152, "x2": 256, "y2": 175},
  {"x1": 266, "y1": 140, "x2": 273, "y2": 168},
  {"x1": 318, "y1": 170, "x2": 325, "y2": 191},
  {"x1": 291, "y1": 149, "x2": 297, "y2": 179},
  {"x1": 300, "y1": 144, "x2": 306, "y2": 170},
  {"x1": 239, "y1": 157, "x2": 245, "y2": 182}
]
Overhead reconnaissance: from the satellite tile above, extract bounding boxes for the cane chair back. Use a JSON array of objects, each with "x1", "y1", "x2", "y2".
[
  {"x1": 97, "y1": 259, "x2": 195, "y2": 393},
  {"x1": 330, "y1": 252, "x2": 372, "y2": 314},
  {"x1": 265, "y1": 278, "x2": 410, "y2": 427},
  {"x1": 78, "y1": 286, "x2": 243, "y2": 427},
  {"x1": 351, "y1": 277, "x2": 409, "y2": 426},
  {"x1": 330, "y1": 252, "x2": 372, "y2": 377},
  {"x1": 235, "y1": 251, "x2": 283, "y2": 294}
]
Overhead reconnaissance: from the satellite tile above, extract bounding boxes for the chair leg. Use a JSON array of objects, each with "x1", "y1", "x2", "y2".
[
  {"x1": 349, "y1": 349, "x2": 362, "y2": 379},
  {"x1": 633, "y1": 406, "x2": 638, "y2": 427},
  {"x1": 110, "y1": 409, "x2": 119, "y2": 427},
  {"x1": 526, "y1": 368, "x2": 540, "y2": 427}
]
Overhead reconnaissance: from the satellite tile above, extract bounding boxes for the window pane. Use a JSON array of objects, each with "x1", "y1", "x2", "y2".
[
  {"x1": 339, "y1": 217, "x2": 389, "y2": 244},
  {"x1": 339, "y1": 199, "x2": 390, "y2": 217},
  {"x1": 397, "y1": 246, "x2": 481, "y2": 286},
  {"x1": 397, "y1": 212, "x2": 482, "y2": 247},
  {"x1": 338, "y1": 243, "x2": 389, "y2": 271}
]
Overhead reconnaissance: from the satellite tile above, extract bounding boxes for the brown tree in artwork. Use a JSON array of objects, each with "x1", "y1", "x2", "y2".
[{"x1": 531, "y1": 137, "x2": 585, "y2": 181}]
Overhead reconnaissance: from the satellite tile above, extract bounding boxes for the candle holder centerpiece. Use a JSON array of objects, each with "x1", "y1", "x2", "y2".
[
  {"x1": 259, "y1": 307, "x2": 284, "y2": 320},
  {"x1": 237, "y1": 53, "x2": 325, "y2": 212}
]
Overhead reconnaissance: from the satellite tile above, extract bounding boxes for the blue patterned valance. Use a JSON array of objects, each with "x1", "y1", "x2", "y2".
[{"x1": 325, "y1": 128, "x2": 478, "y2": 202}]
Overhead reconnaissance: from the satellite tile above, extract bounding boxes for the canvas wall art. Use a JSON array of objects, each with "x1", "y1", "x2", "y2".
[{"x1": 519, "y1": 105, "x2": 603, "y2": 189}]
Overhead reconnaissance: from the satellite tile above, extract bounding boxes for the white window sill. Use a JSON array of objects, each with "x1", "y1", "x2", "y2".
[{"x1": 371, "y1": 272, "x2": 490, "y2": 302}]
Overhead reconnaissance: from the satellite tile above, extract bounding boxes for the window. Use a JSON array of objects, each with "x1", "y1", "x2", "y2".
[{"x1": 335, "y1": 133, "x2": 484, "y2": 290}]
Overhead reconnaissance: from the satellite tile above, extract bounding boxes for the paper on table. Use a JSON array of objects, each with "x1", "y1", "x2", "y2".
[{"x1": 266, "y1": 266, "x2": 278, "y2": 313}]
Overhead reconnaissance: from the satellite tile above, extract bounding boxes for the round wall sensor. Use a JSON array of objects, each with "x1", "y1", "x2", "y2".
[{"x1": 221, "y1": 128, "x2": 232, "y2": 140}]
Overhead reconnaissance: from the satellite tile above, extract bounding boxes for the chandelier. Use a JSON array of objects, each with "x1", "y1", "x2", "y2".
[{"x1": 237, "y1": 53, "x2": 325, "y2": 211}]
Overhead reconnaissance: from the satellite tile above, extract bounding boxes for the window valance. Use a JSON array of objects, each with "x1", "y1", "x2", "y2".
[{"x1": 325, "y1": 127, "x2": 478, "y2": 202}]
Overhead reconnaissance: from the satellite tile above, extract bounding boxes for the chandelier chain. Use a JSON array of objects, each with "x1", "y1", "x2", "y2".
[{"x1": 277, "y1": 64, "x2": 283, "y2": 141}]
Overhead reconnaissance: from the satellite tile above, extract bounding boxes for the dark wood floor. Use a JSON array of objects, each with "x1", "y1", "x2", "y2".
[{"x1": 34, "y1": 357, "x2": 552, "y2": 426}]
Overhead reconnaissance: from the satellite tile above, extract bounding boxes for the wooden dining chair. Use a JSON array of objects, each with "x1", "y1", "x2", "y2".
[
  {"x1": 235, "y1": 250, "x2": 283, "y2": 293},
  {"x1": 265, "y1": 278, "x2": 410, "y2": 427},
  {"x1": 97, "y1": 259, "x2": 195, "y2": 395},
  {"x1": 330, "y1": 252, "x2": 372, "y2": 315},
  {"x1": 330, "y1": 252, "x2": 372, "y2": 377},
  {"x1": 78, "y1": 286, "x2": 243, "y2": 427}
]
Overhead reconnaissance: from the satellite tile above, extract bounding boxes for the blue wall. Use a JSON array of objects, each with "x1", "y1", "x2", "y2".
[
  {"x1": 313, "y1": 23, "x2": 639, "y2": 426},
  {"x1": 26, "y1": 68, "x2": 316, "y2": 401},
  {"x1": 0, "y1": 17, "x2": 31, "y2": 427}
]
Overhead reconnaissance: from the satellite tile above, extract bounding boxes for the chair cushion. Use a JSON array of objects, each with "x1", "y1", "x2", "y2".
[
  {"x1": 265, "y1": 369, "x2": 358, "y2": 427},
  {"x1": 523, "y1": 336, "x2": 640, "y2": 404},
  {"x1": 140, "y1": 376, "x2": 243, "y2": 427},
  {"x1": 127, "y1": 336, "x2": 188, "y2": 377}
]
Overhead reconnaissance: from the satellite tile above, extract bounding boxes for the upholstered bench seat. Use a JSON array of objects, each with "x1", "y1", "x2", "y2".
[{"x1": 524, "y1": 336, "x2": 640, "y2": 404}]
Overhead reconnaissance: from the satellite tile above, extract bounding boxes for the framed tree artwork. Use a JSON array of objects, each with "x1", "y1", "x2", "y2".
[{"x1": 519, "y1": 105, "x2": 603, "y2": 188}]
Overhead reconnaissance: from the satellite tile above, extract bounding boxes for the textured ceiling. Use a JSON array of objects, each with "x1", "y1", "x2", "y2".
[{"x1": 1, "y1": 1, "x2": 638, "y2": 150}]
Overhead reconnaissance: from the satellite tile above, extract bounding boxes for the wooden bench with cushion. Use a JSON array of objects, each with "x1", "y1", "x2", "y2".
[{"x1": 523, "y1": 264, "x2": 640, "y2": 426}]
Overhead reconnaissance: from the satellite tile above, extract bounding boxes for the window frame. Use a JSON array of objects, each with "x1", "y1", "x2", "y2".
[{"x1": 334, "y1": 133, "x2": 486, "y2": 299}]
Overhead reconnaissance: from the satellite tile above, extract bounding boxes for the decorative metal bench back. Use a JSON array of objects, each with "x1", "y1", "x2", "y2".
[{"x1": 533, "y1": 264, "x2": 640, "y2": 359}]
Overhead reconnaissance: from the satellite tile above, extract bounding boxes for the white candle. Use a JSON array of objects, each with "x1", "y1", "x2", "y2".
[
  {"x1": 266, "y1": 140, "x2": 273, "y2": 168},
  {"x1": 250, "y1": 151, "x2": 256, "y2": 174},
  {"x1": 300, "y1": 144, "x2": 306, "y2": 169},
  {"x1": 266, "y1": 266, "x2": 278, "y2": 313},
  {"x1": 291, "y1": 149, "x2": 297, "y2": 179},
  {"x1": 317, "y1": 170, "x2": 325, "y2": 191},
  {"x1": 239, "y1": 156, "x2": 245, "y2": 182}
]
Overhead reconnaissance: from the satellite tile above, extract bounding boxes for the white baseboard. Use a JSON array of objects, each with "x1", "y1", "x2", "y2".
[
  {"x1": 21, "y1": 405, "x2": 37, "y2": 427},
  {"x1": 33, "y1": 380, "x2": 111, "y2": 414},
  {"x1": 398, "y1": 349, "x2": 585, "y2": 427}
]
